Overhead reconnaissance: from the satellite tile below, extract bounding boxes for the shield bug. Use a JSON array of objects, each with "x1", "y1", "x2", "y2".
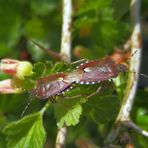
[
  {"x1": 31, "y1": 73, "x2": 74, "y2": 99},
  {"x1": 75, "y1": 56, "x2": 127, "y2": 85}
]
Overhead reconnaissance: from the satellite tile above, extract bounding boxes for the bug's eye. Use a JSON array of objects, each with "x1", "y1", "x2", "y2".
[{"x1": 117, "y1": 64, "x2": 128, "y2": 73}]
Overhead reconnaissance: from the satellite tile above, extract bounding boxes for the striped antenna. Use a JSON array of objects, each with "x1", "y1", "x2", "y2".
[{"x1": 20, "y1": 96, "x2": 33, "y2": 118}]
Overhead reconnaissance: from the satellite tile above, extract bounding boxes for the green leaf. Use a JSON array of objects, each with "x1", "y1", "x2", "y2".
[
  {"x1": 112, "y1": 0, "x2": 130, "y2": 19},
  {"x1": 54, "y1": 100, "x2": 82, "y2": 128},
  {"x1": 32, "y1": 61, "x2": 69, "y2": 80},
  {"x1": 73, "y1": 45, "x2": 95, "y2": 59},
  {"x1": 33, "y1": 62, "x2": 46, "y2": 78},
  {"x1": 136, "y1": 108, "x2": 148, "y2": 131},
  {"x1": 50, "y1": 62, "x2": 69, "y2": 73},
  {"x1": 24, "y1": 18, "x2": 46, "y2": 39},
  {"x1": 74, "y1": 0, "x2": 129, "y2": 54},
  {"x1": 135, "y1": 89, "x2": 148, "y2": 108},
  {"x1": 0, "y1": 114, "x2": 7, "y2": 148},
  {"x1": 28, "y1": 41, "x2": 47, "y2": 61},
  {"x1": 0, "y1": 132, "x2": 7, "y2": 148},
  {"x1": 31, "y1": 0, "x2": 57, "y2": 16},
  {"x1": 77, "y1": 0, "x2": 109, "y2": 15},
  {"x1": 14, "y1": 78, "x2": 35, "y2": 90},
  {"x1": 0, "y1": 0, "x2": 21, "y2": 46},
  {"x1": 74, "y1": 16, "x2": 97, "y2": 29},
  {"x1": 0, "y1": 43, "x2": 12, "y2": 57},
  {"x1": 3, "y1": 112, "x2": 46, "y2": 148},
  {"x1": 43, "y1": 61, "x2": 53, "y2": 75},
  {"x1": 83, "y1": 95, "x2": 120, "y2": 124}
]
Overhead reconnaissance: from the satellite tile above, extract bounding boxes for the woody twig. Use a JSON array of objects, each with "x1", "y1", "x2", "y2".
[
  {"x1": 55, "y1": 0, "x2": 72, "y2": 147},
  {"x1": 106, "y1": 0, "x2": 148, "y2": 144}
]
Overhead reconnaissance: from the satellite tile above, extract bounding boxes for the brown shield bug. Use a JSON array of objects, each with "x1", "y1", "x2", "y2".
[
  {"x1": 31, "y1": 73, "x2": 74, "y2": 99},
  {"x1": 75, "y1": 56, "x2": 127, "y2": 85},
  {"x1": 23, "y1": 73, "x2": 75, "y2": 116}
]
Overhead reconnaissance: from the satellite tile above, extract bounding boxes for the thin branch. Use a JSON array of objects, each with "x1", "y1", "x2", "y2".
[
  {"x1": 106, "y1": 0, "x2": 142, "y2": 143},
  {"x1": 60, "y1": 0, "x2": 72, "y2": 63},
  {"x1": 123, "y1": 120, "x2": 148, "y2": 137},
  {"x1": 31, "y1": 40, "x2": 62, "y2": 61},
  {"x1": 55, "y1": 0, "x2": 72, "y2": 147},
  {"x1": 55, "y1": 127, "x2": 67, "y2": 148},
  {"x1": 117, "y1": 0, "x2": 142, "y2": 121}
]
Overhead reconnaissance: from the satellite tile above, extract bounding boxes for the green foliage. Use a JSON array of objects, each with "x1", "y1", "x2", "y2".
[
  {"x1": 73, "y1": 0, "x2": 129, "y2": 58},
  {"x1": 50, "y1": 62, "x2": 69, "y2": 73},
  {"x1": 25, "y1": 18, "x2": 46, "y2": 39},
  {"x1": 3, "y1": 112, "x2": 46, "y2": 148},
  {"x1": 83, "y1": 95, "x2": 120, "y2": 124},
  {"x1": 0, "y1": 0, "x2": 21, "y2": 45},
  {"x1": 54, "y1": 99, "x2": 82, "y2": 128},
  {"x1": 112, "y1": 0, "x2": 130, "y2": 19},
  {"x1": 30, "y1": 0, "x2": 57, "y2": 16},
  {"x1": 77, "y1": 0, "x2": 109, "y2": 15},
  {"x1": 0, "y1": 0, "x2": 147, "y2": 147}
]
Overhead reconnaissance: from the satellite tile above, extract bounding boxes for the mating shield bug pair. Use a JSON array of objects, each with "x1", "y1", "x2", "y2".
[{"x1": 31, "y1": 56, "x2": 128, "y2": 100}]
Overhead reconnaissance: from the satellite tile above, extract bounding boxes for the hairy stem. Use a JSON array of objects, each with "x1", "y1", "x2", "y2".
[
  {"x1": 117, "y1": 0, "x2": 142, "y2": 121},
  {"x1": 40, "y1": 101, "x2": 51, "y2": 115},
  {"x1": 55, "y1": 0, "x2": 72, "y2": 147},
  {"x1": 106, "y1": 0, "x2": 144, "y2": 143}
]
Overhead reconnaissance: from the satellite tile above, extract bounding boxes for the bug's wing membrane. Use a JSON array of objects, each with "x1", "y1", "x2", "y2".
[
  {"x1": 79, "y1": 57, "x2": 119, "y2": 83},
  {"x1": 31, "y1": 73, "x2": 73, "y2": 99},
  {"x1": 81, "y1": 67, "x2": 117, "y2": 82},
  {"x1": 45, "y1": 80, "x2": 72, "y2": 98}
]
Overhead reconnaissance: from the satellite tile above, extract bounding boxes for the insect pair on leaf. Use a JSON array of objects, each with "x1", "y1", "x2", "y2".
[{"x1": 31, "y1": 56, "x2": 128, "y2": 100}]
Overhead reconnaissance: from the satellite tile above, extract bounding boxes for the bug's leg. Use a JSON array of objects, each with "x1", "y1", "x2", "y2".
[
  {"x1": 86, "y1": 87, "x2": 102, "y2": 100},
  {"x1": 60, "y1": 94, "x2": 82, "y2": 99},
  {"x1": 49, "y1": 96, "x2": 57, "y2": 103},
  {"x1": 87, "y1": 80, "x2": 115, "y2": 99},
  {"x1": 86, "y1": 82, "x2": 104, "y2": 99},
  {"x1": 60, "y1": 84, "x2": 104, "y2": 100},
  {"x1": 70, "y1": 59, "x2": 88, "y2": 65},
  {"x1": 20, "y1": 96, "x2": 33, "y2": 118}
]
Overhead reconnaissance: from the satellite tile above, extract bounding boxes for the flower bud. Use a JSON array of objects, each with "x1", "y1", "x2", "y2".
[
  {"x1": 0, "y1": 79, "x2": 22, "y2": 94},
  {"x1": 0, "y1": 58, "x2": 33, "y2": 79}
]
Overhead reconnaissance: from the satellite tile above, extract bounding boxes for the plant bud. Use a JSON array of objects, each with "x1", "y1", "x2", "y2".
[
  {"x1": 0, "y1": 79, "x2": 22, "y2": 94},
  {"x1": 0, "y1": 58, "x2": 33, "y2": 79}
]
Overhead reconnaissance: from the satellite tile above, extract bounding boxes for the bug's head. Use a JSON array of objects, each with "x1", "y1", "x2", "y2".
[
  {"x1": 29, "y1": 89, "x2": 37, "y2": 98},
  {"x1": 117, "y1": 64, "x2": 128, "y2": 73}
]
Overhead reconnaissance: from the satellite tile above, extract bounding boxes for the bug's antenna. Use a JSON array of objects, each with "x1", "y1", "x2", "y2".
[
  {"x1": 20, "y1": 96, "x2": 33, "y2": 118},
  {"x1": 131, "y1": 50, "x2": 138, "y2": 57},
  {"x1": 139, "y1": 73, "x2": 148, "y2": 79},
  {"x1": 130, "y1": 71, "x2": 148, "y2": 79}
]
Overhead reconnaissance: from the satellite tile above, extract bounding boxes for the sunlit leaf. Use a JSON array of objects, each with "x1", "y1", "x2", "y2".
[
  {"x1": 54, "y1": 100, "x2": 82, "y2": 128},
  {"x1": 50, "y1": 62, "x2": 69, "y2": 73},
  {"x1": 3, "y1": 112, "x2": 46, "y2": 148},
  {"x1": 77, "y1": 0, "x2": 109, "y2": 15}
]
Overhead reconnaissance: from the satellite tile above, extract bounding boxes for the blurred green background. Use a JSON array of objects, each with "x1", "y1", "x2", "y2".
[{"x1": 0, "y1": 0, "x2": 148, "y2": 147}]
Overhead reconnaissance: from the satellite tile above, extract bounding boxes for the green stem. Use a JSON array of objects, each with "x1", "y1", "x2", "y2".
[{"x1": 40, "y1": 101, "x2": 51, "y2": 115}]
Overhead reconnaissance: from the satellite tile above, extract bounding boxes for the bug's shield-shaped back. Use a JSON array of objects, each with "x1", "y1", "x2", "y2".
[
  {"x1": 31, "y1": 73, "x2": 73, "y2": 99},
  {"x1": 76, "y1": 56, "x2": 119, "y2": 84}
]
